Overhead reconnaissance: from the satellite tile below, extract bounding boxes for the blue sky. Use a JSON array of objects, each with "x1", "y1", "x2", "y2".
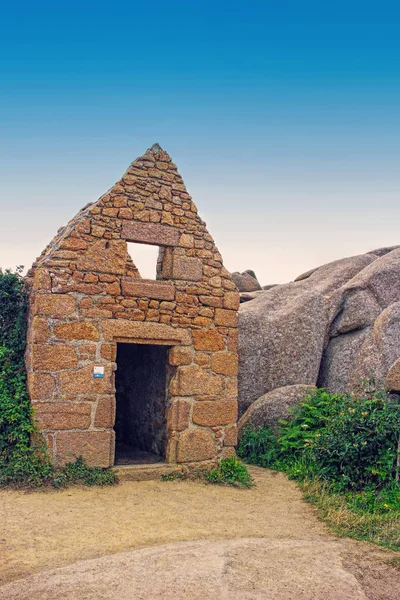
[{"x1": 1, "y1": 1, "x2": 399, "y2": 283}]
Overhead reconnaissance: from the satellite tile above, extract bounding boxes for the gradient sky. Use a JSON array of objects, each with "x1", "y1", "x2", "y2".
[{"x1": 1, "y1": 1, "x2": 399, "y2": 284}]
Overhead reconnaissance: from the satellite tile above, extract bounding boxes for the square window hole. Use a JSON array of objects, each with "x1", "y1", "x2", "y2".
[{"x1": 127, "y1": 242, "x2": 160, "y2": 280}]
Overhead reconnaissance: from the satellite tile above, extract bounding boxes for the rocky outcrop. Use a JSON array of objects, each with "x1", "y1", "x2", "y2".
[
  {"x1": 238, "y1": 385, "x2": 316, "y2": 432},
  {"x1": 231, "y1": 270, "x2": 262, "y2": 292},
  {"x1": 238, "y1": 248, "x2": 400, "y2": 427}
]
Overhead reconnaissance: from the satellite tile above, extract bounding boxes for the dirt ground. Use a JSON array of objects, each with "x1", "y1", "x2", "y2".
[{"x1": 0, "y1": 467, "x2": 399, "y2": 599}]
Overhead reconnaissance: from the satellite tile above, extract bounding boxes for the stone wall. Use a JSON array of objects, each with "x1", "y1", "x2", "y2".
[{"x1": 25, "y1": 144, "x2": 239, "y2": 468}]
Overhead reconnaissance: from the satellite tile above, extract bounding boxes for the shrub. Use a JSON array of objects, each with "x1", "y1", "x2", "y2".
[
  {"x1": 206, "y1": 457, "x2": 254, "y2": 488},
  {"x1": 52, "y1": 456, "x2": 118, "y2": 488},
  {"x1": 307, "y1": 390, "x2": 400, "y2": 489},
  {"x1": 0, "y1": 267, "x2": 47, "y2": 485},
  {"x1": 238, "y1": 387, "x2": 400, "y2": 491},
  {"x1": 236, "y1": 424, "x2": 280, "y2": 468},
  {"x1": 238, "y1": 387, "x2": 400, "y2": 550}
]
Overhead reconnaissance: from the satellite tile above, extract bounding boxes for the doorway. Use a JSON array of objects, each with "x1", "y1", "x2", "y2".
[{"x1": 114, "y1": 343, "x2": 169, "y2": 465}]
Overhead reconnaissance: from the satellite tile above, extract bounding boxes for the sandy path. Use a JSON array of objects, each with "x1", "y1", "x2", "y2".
[{"x1": 0, "y1": 467, "x2": 399, "y2": 599}]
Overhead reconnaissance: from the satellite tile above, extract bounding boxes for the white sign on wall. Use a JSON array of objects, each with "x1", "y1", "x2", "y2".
[{"x1": 93, "y1": 366, "x2": 105, "y2": 378}]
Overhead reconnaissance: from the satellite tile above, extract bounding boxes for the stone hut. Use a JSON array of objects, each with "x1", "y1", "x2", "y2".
[{"x1": 25, "y1": 144, "x2": 239, "y2": 469}]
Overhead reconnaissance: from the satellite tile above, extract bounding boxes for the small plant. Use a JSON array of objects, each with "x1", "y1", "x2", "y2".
[
  {"x1": 161, "y1": 470, "x2": 186, "y2": 481},
  {"x1": 236, "y1": 425, "x2": 280, "y2": 467},
  {"x1": 52, "y1": 456, "x2": 118, "y2": 488},
  {"x1": 206, "y1": 457, "x2": 254, "y2": 488}
]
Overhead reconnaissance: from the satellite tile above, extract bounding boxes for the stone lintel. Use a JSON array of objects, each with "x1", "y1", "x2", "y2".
[
  {"x1": 121, "y1": 222, "x2": 179, "y2": 246},
  {"x1": 102, "y1": 320, "x2": 192, "y2": 346},
  {"x1": 121, "y1": 278, "x2": 175, "y2": 301}
]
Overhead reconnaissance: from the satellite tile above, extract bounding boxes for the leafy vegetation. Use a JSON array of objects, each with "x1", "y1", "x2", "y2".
[
  {"x1": 238, "y1": 386, "x2": 400, "y2": 549},
  {"x1": 206, "y1": 456, "x2": 254, "y2": 488},
  {"x1": 300, "y1": 478, "x2": 400, "y2": 551},
  {"x1": 51, "y1": 456, "x2": 117, "y2": 488},
  {"x1": 0, "y1": 267, "x2": 116, "y2": 488},
  {"x1": 161, "y1": 470, "x2": 186, "y2": 481}
]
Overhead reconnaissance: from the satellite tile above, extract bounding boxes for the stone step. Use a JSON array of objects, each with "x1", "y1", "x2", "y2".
[{"x1": 114, "y1": 462, "x2": 184, "y2": 482}]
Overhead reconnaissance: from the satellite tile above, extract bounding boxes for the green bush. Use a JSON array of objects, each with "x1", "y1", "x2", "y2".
[
  {"x1": 238, "y1": 387, "x2": 400, "y2": 491},
  {"x1": 51, "y1": 456, "x2": 117, "y2": 488},
  {"x1": 0, "y1": 268, "x2": 116, "y2": 488},
  {"x1": 0, "y1": 267, "x2": 47, "y2": 485},
  {"x1": 308, "y1": 391, "x2": 399, "y2": 489},
  {"x1": 206, "y1": 457, "x2": 254, "y2": 488},
  {"x1": 238, "y1": 386, "x2": 400, "y2": 550}
]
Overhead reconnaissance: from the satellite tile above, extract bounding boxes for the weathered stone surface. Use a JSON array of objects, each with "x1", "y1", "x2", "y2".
[
  {"x1": 386, "y1": 359, "x2": 400, "y2": 391},
  {"x1": 172, "y1": 257, "x2": 203, "y2": 281},
  {"x1": 94, "y1": 397, "x2": 116, "y2": 428},
  {"x1": 239, "y1": 290, "x2": 327, "y2": 414},
  {"x1": 168, "y1": 346, "x2": 194, "y2": 366},
  {"x1": 178, "y1": 365, "x2": 223, "y2": 395},
  {"x1": 367, "y1": 245, "x2": 400, "y2": 257},
  {"x1": 318, "y1": 329, "x2": 370, "y2": 393},
  {"x1": 329, "y1": 290, "x2": 381, "y2": 337},
  {"x1": 76, "y1": 239, "x2": 127, "y2": 275},
  {"x1": 343, "y1": 248, "x2": 400, "y2": 308},
  {"x1": 239, "y1": 291, "x2": 266, "y2": 303},
  {"x1": 215, "y1": 309, "x2": 238, "y2": 328},
  {"x1": 121, "y1": 279, "x2": 175, "y2": 300},
  {"x1": 373, "y1": 302, "x2": 400, "y2": 369},
  {"x1": 293, "y1": 254, "x2": 376, "y2": 290},
  {"x1": 31, "y1": 344, "x2": 78, "y2": 371},
  {"x1": 167, "y1": 399, "x2": 191, "y2": 431},
  {"x1": 211, "y1": 352, "x2": 238, "y2": 376},
  {"x1": 176, "y1": 429, "x2": 216, "y2": 462},
  {"x1": 224, "y1": 424, "x2": 238, "y2": 446},
  {"x1": 33, "y1": 402, "x2": 92, "y2": 430},
  {"x1": 33, "y1": 268, "x2": 51, "y2": 291},
  {"x1": 59, "y1": 365, "x2": 114, "y2": 396},
  {"x1": 231, "y1": 270, "x2": 261, "y2": 292},
  {"x1": 34, "y1": 294, "x2": 76, "y2": 317},
  {"x1": 100, "y1": 343, "x2": 117, "y2": 361},
  {"x1": 238, "y1": 253, "x2": 378, "y2": 413},
  {"x1": 238, "y1": 385, "x2": 316, "y2": 433},
  {"x1": 349, "y1": 328, "x2": 387, "y2": 389},
  {"x1": 59, "y1": 238, "x2": 88, "y2": 250},
  {"x1": 192, "y1": 399, "x2": 237, "y2": 426},
  {"x1": 54, "y1": 322, "x2": 99, "y2": 341},
  {"x1": 56, "y1": 430, "x2": 114, "y2": 467},
  {"x1": 345, "y1": 302, "x2": 400, "y2": 390},
  {"x1": 223, "y1": 291, "x2": 240, "y2": 310},
  {"x1": 192, "y1": 330, "x2": 224, "y2": 351},
  {"x1": 29, "y1": 316, "x2": 51, "y2": 342},
  {"x1": 179, "y1": 233, "x2": 194, "y2": 248},
  {"x1": 121, "y1": 221, "x2": 179, "y2": 246},
  {"x1": 102, "y1": 320, "x2": 191, "y2": 345},
  {"x1": 27, "y1": 372, "x2": 56, "y2": 400}
]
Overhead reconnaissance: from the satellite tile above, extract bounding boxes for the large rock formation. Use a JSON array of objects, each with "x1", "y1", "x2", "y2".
[
  {"x1": 231, "y1": 270, "x2": 262, "y2": 292},
  {"x1": 238, "y1": 384, "x2": 317, "y2": 432},
  {"x1": 238, "y1": 247, "x2": 400, "y2": 427}
]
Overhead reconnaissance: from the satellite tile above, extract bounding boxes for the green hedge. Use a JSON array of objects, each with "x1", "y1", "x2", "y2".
[
  {"x1": 238, "y1": 387, "x2": 400, "y2": 550},
  {"x1": 238, "y1": 387, "x2": 400, "y2": 491}
]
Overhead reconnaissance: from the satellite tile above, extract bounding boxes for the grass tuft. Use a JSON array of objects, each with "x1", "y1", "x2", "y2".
[
  {"x1": 206, "y1": 457, "x2": 254, "y2": 488},
  {"x1": 299, "y1": 478, "x2": 400, "y2": 551}
]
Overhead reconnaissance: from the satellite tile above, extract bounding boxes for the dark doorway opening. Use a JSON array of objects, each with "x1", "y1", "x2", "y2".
[{"x1": 114, "y1": 343, "x2": 169, "y2": 465}]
